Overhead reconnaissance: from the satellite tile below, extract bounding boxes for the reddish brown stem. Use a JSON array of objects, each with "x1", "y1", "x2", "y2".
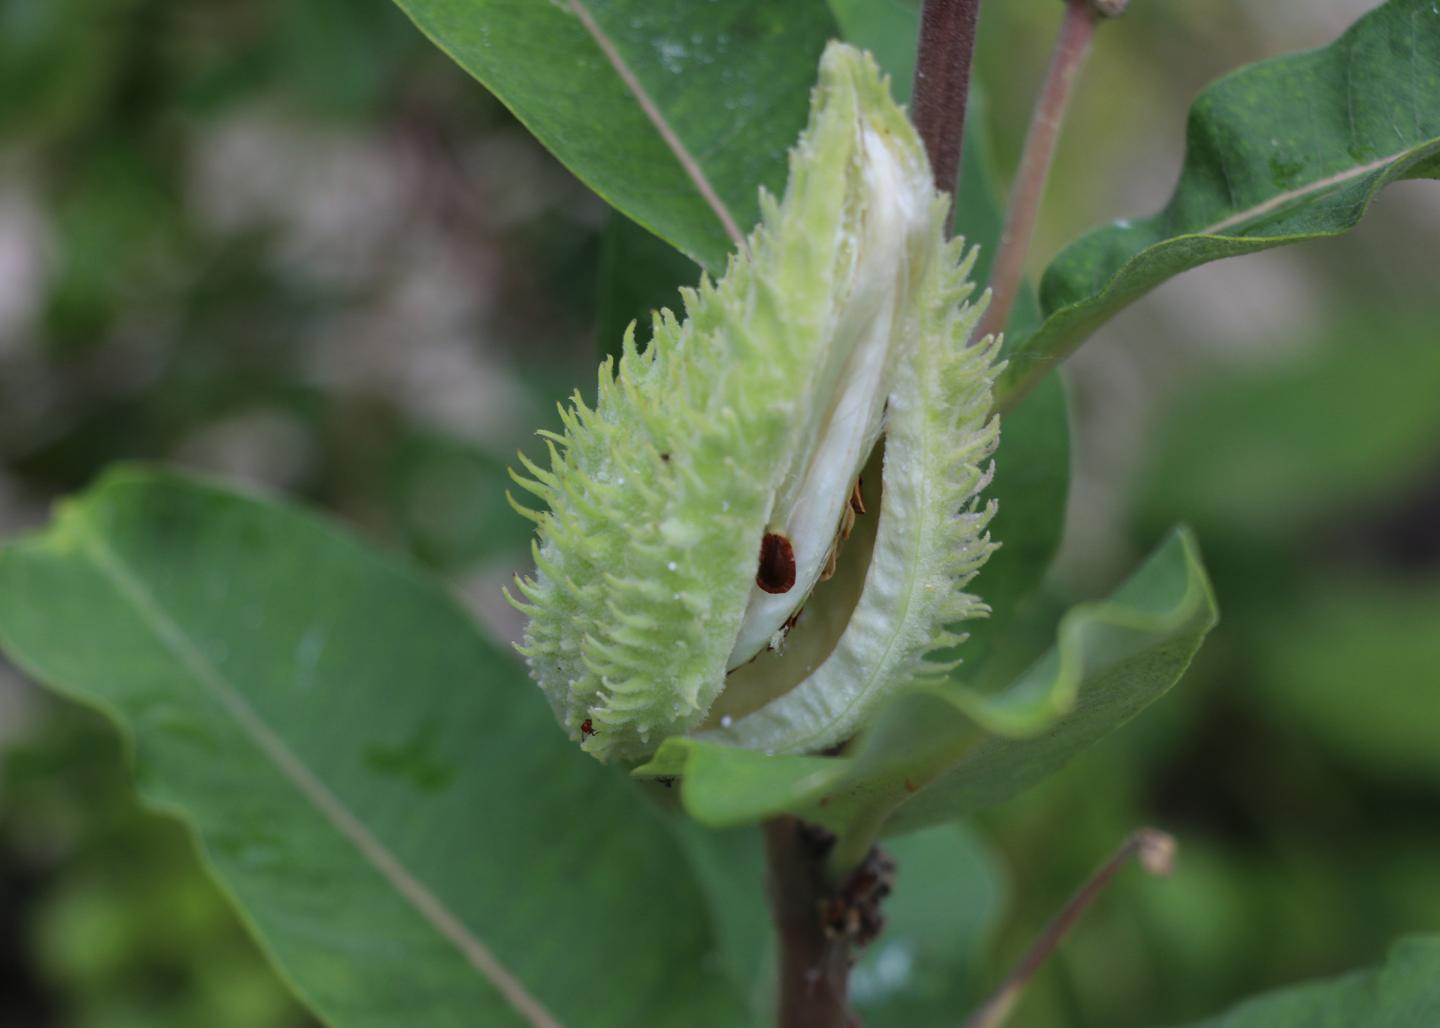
[
  {"x1": 963, "y1": 828, "x2": 1175, "y2": 1028},
  {"x1": 911, "y1": 0, "x2": 983, "y2": 197},
  {"x1": 764, "y1": 818, "x2": 857, "y2": 1028},
  {"x1": 978, "y1": 0, "x2": 1103, "y2": 349}
]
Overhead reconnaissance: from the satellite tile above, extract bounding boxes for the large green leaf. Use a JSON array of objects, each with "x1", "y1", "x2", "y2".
[
  {"x1": 0, "y1": 468, "x2": 753, "y2": 1028},
  {"x1": 391, "y1": 0, "x2": 836, "y2": 272},
  {"x1": 638, "y1": 528, "x2": 1216, "y2": 846},
  {"x1": 998, "y1": 0, "x2": 1440, "y2": 407},
  {"x1": 661, "y1": 821, "x2": 775, "y2": 1024},
  {"x1": 1183, "y1": 935, "x2": 1440, "y2": 1027}
]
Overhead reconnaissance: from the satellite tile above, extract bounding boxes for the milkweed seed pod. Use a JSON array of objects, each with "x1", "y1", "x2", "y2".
[{"x1": 507, "y1": 42, "x2": 1001, "y2": 763}]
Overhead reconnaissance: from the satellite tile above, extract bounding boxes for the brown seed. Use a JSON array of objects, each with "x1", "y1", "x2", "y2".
[
  {"x1": 756, "y1": 531, "x2": 797, "y2": 594},
  {"x1": 820, "y1": 477, "x2": 866, "y2": 583}
]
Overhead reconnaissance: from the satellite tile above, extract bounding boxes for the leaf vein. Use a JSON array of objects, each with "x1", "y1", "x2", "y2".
[
  {"x1": 1201, "y1": 143, "x2": 1415, "y2": 235},
  {"x1": 74, "y1": 518, "x2": 563, "y2": 1028},
  {"x1": 566, "y1": 0, "x2": 747, "y2": 250}
]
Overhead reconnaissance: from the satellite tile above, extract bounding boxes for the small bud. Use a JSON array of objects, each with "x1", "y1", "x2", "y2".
[{"x1": 1136, "y1": 829, "x2": 1177, "y2": 878}]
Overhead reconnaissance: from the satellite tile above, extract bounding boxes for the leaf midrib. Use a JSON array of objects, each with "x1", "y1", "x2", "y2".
[
  {"x1": 1201, "y1": 142, "x2": 1424, "y2": 236},
  {"x1": 74, "y1": 514, "x2": 563, "y2": 1028},
  {"x1": 566, "y1": 0, "x2": 746, "y2": 252}
]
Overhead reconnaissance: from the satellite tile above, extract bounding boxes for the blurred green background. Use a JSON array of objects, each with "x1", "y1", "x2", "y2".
[{"x1": 1, "y1": 1, "x2": 1436, "y2": 1026}]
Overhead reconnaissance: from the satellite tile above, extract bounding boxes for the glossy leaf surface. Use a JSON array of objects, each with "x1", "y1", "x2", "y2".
[
  {"x1": 1000, "y1": 0, "x2": 1440, "y2": 407},
  {"x1": 0, "y1": 469, "x2": 751, "y2": 1027},
  {"x1": 392, "y1": 0, "x2": 836, "y2": 271}
]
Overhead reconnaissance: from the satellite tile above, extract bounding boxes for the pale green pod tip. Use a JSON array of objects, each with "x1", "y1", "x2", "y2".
[{"x1": 507, "y1": 41, "x2": 1002, "y2": 763}]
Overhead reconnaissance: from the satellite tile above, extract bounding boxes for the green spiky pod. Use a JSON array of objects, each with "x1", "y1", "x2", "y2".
[{"x1": 508, "y1": 42, "x2": 1001, "y2": 763}]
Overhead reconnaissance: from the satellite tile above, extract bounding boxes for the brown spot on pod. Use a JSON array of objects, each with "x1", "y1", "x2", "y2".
[{"x1": 756, "y1": 531, "x2": 797, "y2": 594}]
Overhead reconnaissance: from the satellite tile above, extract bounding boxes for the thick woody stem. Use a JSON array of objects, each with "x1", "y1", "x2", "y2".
[
  {"x1": 763, "y1": 817, "x2": 897, "y2": 1028},
  {"x1": 911, "y1": 0, "x2": 984, "y2": 198},
  {"x1": 978, "y1": 0, "x2": 1116, "y2": 349},
  {"x1": 764, "y1": 818, "x2": 856, "y2": 1028}
]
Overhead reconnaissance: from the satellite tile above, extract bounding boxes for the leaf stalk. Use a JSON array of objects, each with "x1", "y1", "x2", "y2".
[
  {"x1": 979, "y1": 0, "x2": 1115, "y2": 364},
  {"x1": 963, "y1": 827, "x2": 1175, "y2": 1028}
]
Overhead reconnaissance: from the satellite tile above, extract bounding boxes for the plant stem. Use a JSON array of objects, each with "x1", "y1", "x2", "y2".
[
  {"x1": 911, "y1": 0, "x2": 984, "y2": 197},
  {"x1": 764, "y1": 818, "x2": 856, "y2": 1028},
  {"x1": 978, "y1": 0, "x2": 1112, "y2": 351},
  {"x1": 963, "y1": 828, "x2": 1175, "y2": 1028}
]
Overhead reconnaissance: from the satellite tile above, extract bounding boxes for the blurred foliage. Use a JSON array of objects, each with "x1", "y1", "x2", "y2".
[
  {"x1": 1, "y1": 703, "x2": 311, "y2": 1027},
  {"x1": 1, "y1": 0, "x2": 1438, "y2": 1026},
  {"x1": 982, "y1": 315, "x2": 1440, "y2": 1028},
  {"x1": 1, "y1": 0, "x2": 589, "y2": 1022}
]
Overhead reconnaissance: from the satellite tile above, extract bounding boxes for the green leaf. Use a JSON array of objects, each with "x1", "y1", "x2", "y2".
[
  {"x1": 638, "y1": 528, "x2": 1216, "y2": 844},
  {"x1": 0, "y1": 468, "x2": 753, "y2": 1028},
  {"x1": 391, "y1": 0, "x2": 836, "y2": 271},
  {"x1": 1184, "y1": 935, "x2": 1440, "y2": 1028},
  {"x1": 663, "y1": 821, "x2": 776, "y2": 1022},
  {"x1": 999, "y1": 0, "x2": 1440, "y2": 407}
]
